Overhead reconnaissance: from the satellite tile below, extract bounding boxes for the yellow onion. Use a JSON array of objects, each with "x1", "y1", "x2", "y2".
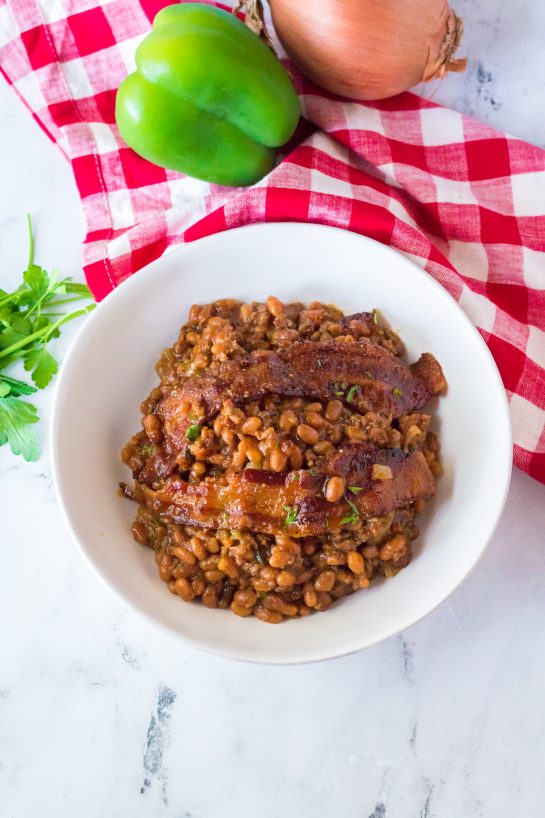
[{"x1": 268, "y1": 0, "x2": 466, "y2": 100}]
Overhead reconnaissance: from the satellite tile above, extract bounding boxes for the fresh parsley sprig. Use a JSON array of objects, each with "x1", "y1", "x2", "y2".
[{"x1": 0, "y1": 215, "x2": 95, "y2": 461}]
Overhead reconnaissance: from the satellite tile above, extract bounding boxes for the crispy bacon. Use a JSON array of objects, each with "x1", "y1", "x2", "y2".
[
  {"x1": 136, "y1": 443, "x2": 435, "y2": 537},
  {"x1": 158, "y1": 341, "x2": 445, "y2": 450}
]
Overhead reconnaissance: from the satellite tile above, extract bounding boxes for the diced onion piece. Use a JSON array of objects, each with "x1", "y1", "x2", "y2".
[{"x1": 371, "y1": 464, "x2": 393, "y2": 481}]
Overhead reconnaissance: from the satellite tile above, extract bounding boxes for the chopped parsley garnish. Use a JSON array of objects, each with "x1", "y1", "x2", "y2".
[
  {"x1": 185, "y1": 423, "x2": 201, "y2": 441},
  {"x1": 141, "y1": 443, "x2": 154, "y2": 457},
  {"x1": 309, "y1": 467, "x2": 317, "y2": 477},
  {"x1": 339, "y1": 498, "x2": 360, "y2": 526},
  {"x1": 392, "y1": 387, "x2": 404, "y2": 398},
  {"x1": 283, "y1": 504, "x2": 298, "y2": 526},
  {"x1": 365, "y1": 370, "x2": 373, "y2": 379},
  {"x1": 347, "y1": 485, "x2": 363, "y2": 494},
  {"x1": 334, "y1": 381, "x2": 347, "y2": 397},
  {"x1": 289, "y1": 471, "x2": 300, "y2": 483},
  {"x1": 372, "y1": 309, "x2": 379, "y2": 325},
  {"x1": 346, "y1": 385, "x2": 357, "y2": 403}
]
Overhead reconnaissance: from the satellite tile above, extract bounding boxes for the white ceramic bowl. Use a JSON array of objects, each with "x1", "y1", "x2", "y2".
[{"x1": 51, "y1": 223, "x2": 512, "y2": 664}]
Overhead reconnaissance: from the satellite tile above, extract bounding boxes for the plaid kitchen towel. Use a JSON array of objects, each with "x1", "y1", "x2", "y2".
[{"x1": 1, "y1": 0, "x2": 544, "y2": 483}]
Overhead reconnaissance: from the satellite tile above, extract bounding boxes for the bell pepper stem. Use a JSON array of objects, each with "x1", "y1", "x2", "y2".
[{"x1": 233, "y1": 0, "x2": 274, "y2": 51}]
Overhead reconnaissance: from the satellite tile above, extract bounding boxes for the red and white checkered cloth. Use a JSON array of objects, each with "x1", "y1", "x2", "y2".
[{"x1": 1, "y1": 0, "x2": 545, "y2": 483}]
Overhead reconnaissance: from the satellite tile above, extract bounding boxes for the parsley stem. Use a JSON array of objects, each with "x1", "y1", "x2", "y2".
[
  {"x1": 0, "y1": 304, "x2": 94, "y2": 361},
  {"x1": 0, "y1": 291, "x2": 20, "y2": 309},
  {"x1": 27, "y1": 213, "x2": 35, "y2": 268},
  {"x1": 46, "y1": 296, "x2": 91, "y2": 308}
]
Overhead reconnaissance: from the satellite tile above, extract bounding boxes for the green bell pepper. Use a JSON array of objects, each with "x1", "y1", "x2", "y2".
[{"x1": 115, "y1": 3, "x2": 300, "y2": 186}]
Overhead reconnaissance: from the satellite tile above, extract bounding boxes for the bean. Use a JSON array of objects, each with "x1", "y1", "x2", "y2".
[
  {"x1": 274, "y1": 535, "x2": 300, "y2": 553},
  {"x1": 200, "y1": 555, "x2": 219, "y2": 571},
  {"x1": 142, "y1": 413, "x2": 162, "y2": 443},
  {"x1": 347, "y1": 550, "x2": 365, "y2": 575},
  {"x1": 255, "y1": 607, "x2": 283, "y2": 624},
  {"x1": 303, "y1": 582, "x2": 318, "y2": 608},
  {"x1": 232, "y1": 450, "x2": 247, "y2": 469},
  {"x1": 234, "y1": 589, "x2": 257, "y2": 608},
  {"x1": 158, "y1": 553, "x2": 174, "y2": 582},
  {"x1": 277, "y1": 570, "x2": 296, "y2": 587},
  {"x1": 355, "y1": 575, "x2": 370, "y2": 589},
  {"x1": 202, "y1": 585, "x2": 218, "y2": 608},
  {"x1": 174, "y1": 577, "x2": 194, "y2": 602},
  {"x1": 315, "y1": 591, "x2": 333, "y2": 610},
  {"x1": 280, "y1": 409, "x2": 297, "y2": 430},
  {"x1": 313, "y1": 440, "x2": 334, "y2": 456},
  {"x1": 296, "y1": 424, "x2": 319, "y2": 445},
  {"x1": 289, "y1": 447, "x2": 304, "y2": 470},
  {"x1": 346, "y1": 426, "x2": 367, "y2": 441},
  {"x1": 189, "y1": 536, "x2": 208, "y2": 561},
  {"x1": 325, "y1": 399, "x2": 343, "y2": 421},
  {"x1": 204, "y1": 570, "x2": 224, "y2": 582},
  {"x1": 172, "y1": 545, "x2": 196, "y2": 566},
  {"x1": 252, "y1": 577, "x2": 275, "y2": 593},
  {"x1": 314, "y1": 570, "x2": 336, "y2": 592},
  {"x1": 241, "y1": 416, "x2": 262, "y2": 434},
  {"x1": 218, "y1": 556, "x2": 238, "y2": 579},
  {"x1": 240, "y1": 303, "x2": 253, "y2": 322},
  {"x1": 263, "y1": 594, "x2": 297, "y2": 616},
  {"x1": 206, "y1": 537, "x2": 220, "y2": 554},
  {"x1": 270, "y1": 449, "x2": 288, "y2": 472},
  {"x1": 192, "y1": 578, "x2": 205, "y2": 596},
  {"x1": 379, "y1": 534, "x2": 407, "y2": 561},
  {"x1": 267, "y1": 295, "x2": 284, "y2": 318},
  {"x1": 269, "y1": 550, "x2": 290, "y2": 569},
  {"x1": 230, "y1": 601, "x2": 253, "y2": 617},
  {"x1": 190, "y1": 462, "x2": 206, "y2": 478},
  {"x1": 325, "y1": 476, "x2": 346, "y2": 503},
  {"x1": 305, "y1": 411, "x2": 325, "y2": 429}
]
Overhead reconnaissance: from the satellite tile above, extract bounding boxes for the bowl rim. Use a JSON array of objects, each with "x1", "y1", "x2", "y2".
[{"x1": 50, "y1": 222, "x2": 513, "y2": 664}]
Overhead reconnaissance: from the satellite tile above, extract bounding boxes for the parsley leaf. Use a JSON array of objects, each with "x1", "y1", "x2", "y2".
[
  {"x1": 0, "y1": 396, "x2": 39, "y2": 461},
  {"x1": 283, "y1": 504, "x2": 298, "y2": 526},
  {"x1": 0, "y1": 375, "x2": 38, "y2": 397},
  {"x1": 185, "y1": 423, "x2": 201, "y2": 441},
  {"x1": 372, "y1": 309, "x2": 379, "y2": 326},
  {"x1": 392, "y1": 387, "x2": 404, "y2": 398},
  {"x1": 347, "y1": 485, "x2": 363, "y2": 494},
  {"x1": 346, "y1": 385, "x2": 357, "y2": 403},
  {"x1": 22, "y1": 264, "x2": 50, "y2": 303},
  {"x1": 0, "y1": 215, "x2": 94, "y2": 461},
  {"x1": 23, "y1": 347, "x2": 58, "y2": 389}
]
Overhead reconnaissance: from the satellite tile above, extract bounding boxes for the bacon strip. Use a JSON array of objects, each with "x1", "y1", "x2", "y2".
[
  {"x1": 136, "y1": 443, "x2": 435, "y2": 537},
  {"x1": 158, "y1": 341, "x2": 446, "y2": 450}
]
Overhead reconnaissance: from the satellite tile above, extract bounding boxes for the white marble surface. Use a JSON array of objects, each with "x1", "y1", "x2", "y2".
[{"x1": 2, "y1": 1, "x2": 545, "y2": 814}]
